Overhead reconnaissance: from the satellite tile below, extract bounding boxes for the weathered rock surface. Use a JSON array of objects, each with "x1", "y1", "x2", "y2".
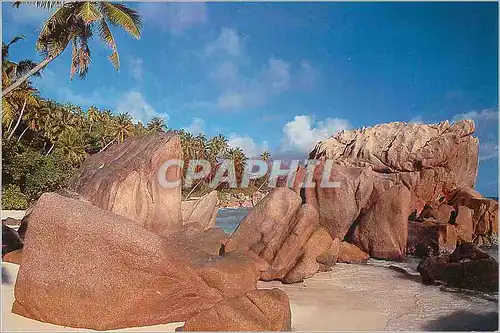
[
  {"x1": 296, "y1": 160, "x2": 374, "y2": 240},
  {"x1": 309, "y1": 120, "x2": 479, "y2": 212},
  {"x1": 283, "y1": 227, "x2": 334, "y2": 284},
  {"x1": 181, "y1": 190, "x2": 219, "y2": 230},
  {"x1": 454, "y1": 206, "x2": 474, "y2": 242},
  {"x1": 165, "y1": 226, "x2": 267, "y2": 299},
  {"x1": 419, "y1": 202, "x2": 455, "y2": 224},
  {"x1": 261, "y1": 203, "x2": 319, "y2": 281},
  {"x1": 337, "y1": 242, "x2": 369, "y2": 264},
  {"x1": 67, "y1": 133, "x2": 183, "y2": 235},
  {"x1": 417, "y1": 242, "x2": 498, "y2": 292},
  {"x1": 13, "y1": 193, "x2": 223, "y2": 330},
  {"x1": 316, "y1": 237, "x2": 341, "y2": 267},
  {"x1": 226, "y1": 188, "x2": 338, "y2": 283},
  {"x1": 448, "y1": 187, "x2": 498, "y2": 240},
  {"x1": 183, "y1": 289, "x2": 292, "y2": 331},
  {"x1": 353, "y1": 185, "x2": 412, "y2": 260},
  {"x1": 3, "y1": 249, "x2": 22, "y2": 264},
  {"x1": 225, "y1": 187, "x2": 302, "y2": 261},
  {"x1": 407, "y1": 220, "x2": 458, "y2": 257}
]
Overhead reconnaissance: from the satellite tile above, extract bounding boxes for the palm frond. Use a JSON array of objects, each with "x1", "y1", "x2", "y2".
[
  {"x1": 7, "y1": 35, "x2": 26, "y2": 47},
  {"x1": 98, "y1": 19, "x2": 119, "y2": 70},
  {"x1": 36, "y1": 5, "x2": 73, "y2": 56},
  {"x1": 17, "y1": 59, "x2": 42, "y2": 77},
  {"x1": 2, "y1": 98, "x2": 15, "y2": 126},
  {"x1": 99, "y1": 2, "x2": 142, "y2": 39},
  {"x1": 13, "y1": 1, "x2": 63, "y2": 10},
  {"x1": 77, "y1": 2, "x2": 102, "y2": 24}
]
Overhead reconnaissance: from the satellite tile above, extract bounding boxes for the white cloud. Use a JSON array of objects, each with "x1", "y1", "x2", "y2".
[
  {"x1": 408, "y1": 116, "x2": 424, "y2": 124},
  {"x1": 129, "y1": 57, "x2": 144, "y2": 82},
  {"x1": 452, "y1": 108, "x2": 498, "y2": 161},
  {"x1": 216, "y1": 92, "x2": 245, "y2": 110},
  {"x1": 452, "y1": 108, "x2": 498, "y2": 123},
  {"x1": 197, "y1": 28, "x2": 318, "y2": 112},
  {"x1": 298, "y1": 60, "x2": 316, "y2": 90},
  {"x1": 209, "y1": 61, "x2": 239, "y2": 84},
  {"x1": 205, "y1": 28, "x2": 243, "y2": 57},
  {"x1": 280, "y1": 115, "x2": 351, "y2": 154},
  {"x1": 116, "y1": 91, "x2": 168, "y2": 124},
  {"x1": 263, "y1": 58, "x2": 291, "y2": 93},
  {"x1": 228, "y1": 134, "x2": 269, "y2": 158},
  {"x1": 183, "y1": 117, "x2": 205, "y2": 135},
  {"x1": 479, "y1": 142, "x2": 499, "y2": 161},
  {"x1": 138, "y1": 3, "x2": 207, "y2": 34}
]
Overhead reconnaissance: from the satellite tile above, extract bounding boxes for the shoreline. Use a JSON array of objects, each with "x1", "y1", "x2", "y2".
[{"x1": 3, "y1": 261, "x2": 497, "y2": 331}]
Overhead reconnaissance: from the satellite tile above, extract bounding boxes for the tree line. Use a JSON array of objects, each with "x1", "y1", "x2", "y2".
[{"x1": 2, "y1": 2, "x2": 273, "y2": 209}]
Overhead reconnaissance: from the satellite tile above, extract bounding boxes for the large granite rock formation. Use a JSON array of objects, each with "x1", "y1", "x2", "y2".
[
  {"x1": 183, "y1": 289, "x2": 291, "y2": 331},
  {"x1": 448, "y1": 187, "x2": 498, "y2": 242},
  {"x1": 352, "y1": 184, "x2": 411, "y2": 261},
  {"x1": 294, "y1": 161, "x2": 374, "y2": 240},
  {"x1": 181, "y1": 190, "x2": 219, "y2": 230},
  {"x1": 67, "y1": 133, "x2": 183, "y2": 235},
  {"x1": 13, "y1": 193, "x2": 290, "y2": 330},
  {"x1": 407, "y1": 220, "x2": 459, "y2": 257},
  {"x1": 337, "y1": 241, "x2": 369, "y2": 264},
  {"x1": 13, "y1": 193, "x2": 221, "y2": 330},
  {"x1": 309, "y1": 120, "x2": 479, "y2": 212},
  {"x1": 226, "y1": 188, "x2": 338, "y2": 283}
]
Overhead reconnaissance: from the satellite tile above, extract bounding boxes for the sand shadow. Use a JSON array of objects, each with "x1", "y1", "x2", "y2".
[
  {"x1": 423, "y1": 310, "x2": 499, "y2": 331},
  {"x1": 2, "y1": 266, "x2": 12, "y2": 285}
]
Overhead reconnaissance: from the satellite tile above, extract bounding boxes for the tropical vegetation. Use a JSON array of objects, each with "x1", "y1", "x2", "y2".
[{"x1": 2, "y1": 2, "x2": 272, "y2": 210}]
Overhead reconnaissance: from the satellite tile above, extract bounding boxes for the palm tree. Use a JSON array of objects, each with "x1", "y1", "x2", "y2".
[
  {"x1": 134, "y1": 121, "x2": 149, "y2": 136},
  {"x1": 3, "y1": 2, "x2": 142, "y2": 97},
  {"x1": 41, "y1": 102, "x2": 82, "y2": 155},
  {"x1": 110, "y1": 112, "x2": 134, "y2": 144},
  {"x1": 260, "y1": 150, "x2": 271, "y2": 162},
  {"x1": 4, "y1": 84, "x2": 40, "y2": 140},
  {"x1": 2, "y1": 35, "x2": 41, "y2": 86},
  {"x1": 2, "y1": 35, "x2": 41, "y2": 137},
  {"x1": 207, "y1": 134, "x2": 229, "y2": 162},
  {"x1": 226, "y1": 147, "x2": 248, "y2": 183},
  {"x1": 146, "y1": 117, "x2": 166, "y2": 133},
  {"x1": 86, "y1": 106, "x2": 100, "y2": 133},
  {"x1": 56, "y1": 128, "x2": 88, "y2": 165}
]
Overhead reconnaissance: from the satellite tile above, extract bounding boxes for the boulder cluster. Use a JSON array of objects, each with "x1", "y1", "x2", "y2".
[
  {"x1": 2, "y1": 119, "x2": 498, "y2": 330},
  {"x1": 4, "y1": 133, "x2": 291, "y2": 331},
  {"x1": 222, "y1": 120, "x2": 497, "y2": 287}
]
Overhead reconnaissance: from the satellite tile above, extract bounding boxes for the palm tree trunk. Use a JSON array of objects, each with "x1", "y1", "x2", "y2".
[
  {"x1": 45, "y1": 142, "x2": 55, "y2": 156},
  {"x1": 7, "y1": 98, "x2": 27, "y2": 140},
  {"x1": 99, "y1": 138, "x2": 115, "y2": 152},
  {"x1": 185, "y1": 178, "x2": 204, "y2": 200},
  {"x1": 6, "y1": 120, "x2": 13, "y2": 135},
  {"x1": 17, "y1": 126, "x2": 29, "y2": 142},
  {"x1": 2, "y1": 56, "x2": 54, "y2": 97}
]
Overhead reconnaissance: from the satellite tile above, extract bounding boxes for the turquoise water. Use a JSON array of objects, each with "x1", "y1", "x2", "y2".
[{"x1": 215, "y1": 207, "x2": 250, "y2": 234}]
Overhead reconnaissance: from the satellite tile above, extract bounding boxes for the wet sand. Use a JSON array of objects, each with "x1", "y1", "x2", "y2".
[
  {"x1": 259, "y1": 263, "x2": 498, "y2": 331},
  {"x1": 3, "y1": 261, "x2": 498, "y2": 331}
]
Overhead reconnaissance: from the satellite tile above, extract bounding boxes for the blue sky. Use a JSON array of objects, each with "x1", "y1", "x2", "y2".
[{"x1": 2, "y1": 2, "x2": 498, "y2": 196}]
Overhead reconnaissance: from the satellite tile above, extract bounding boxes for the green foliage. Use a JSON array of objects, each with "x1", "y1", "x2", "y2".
[
  {"x1": 2, "y1": 141, "x2": 75, "y2": 203},
  {"x1": 2, "y1": 184, "x2": 28, "y2": 210},
  {"x1": 1, "y1": 26, "x2": 257, "y2": 206}
]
